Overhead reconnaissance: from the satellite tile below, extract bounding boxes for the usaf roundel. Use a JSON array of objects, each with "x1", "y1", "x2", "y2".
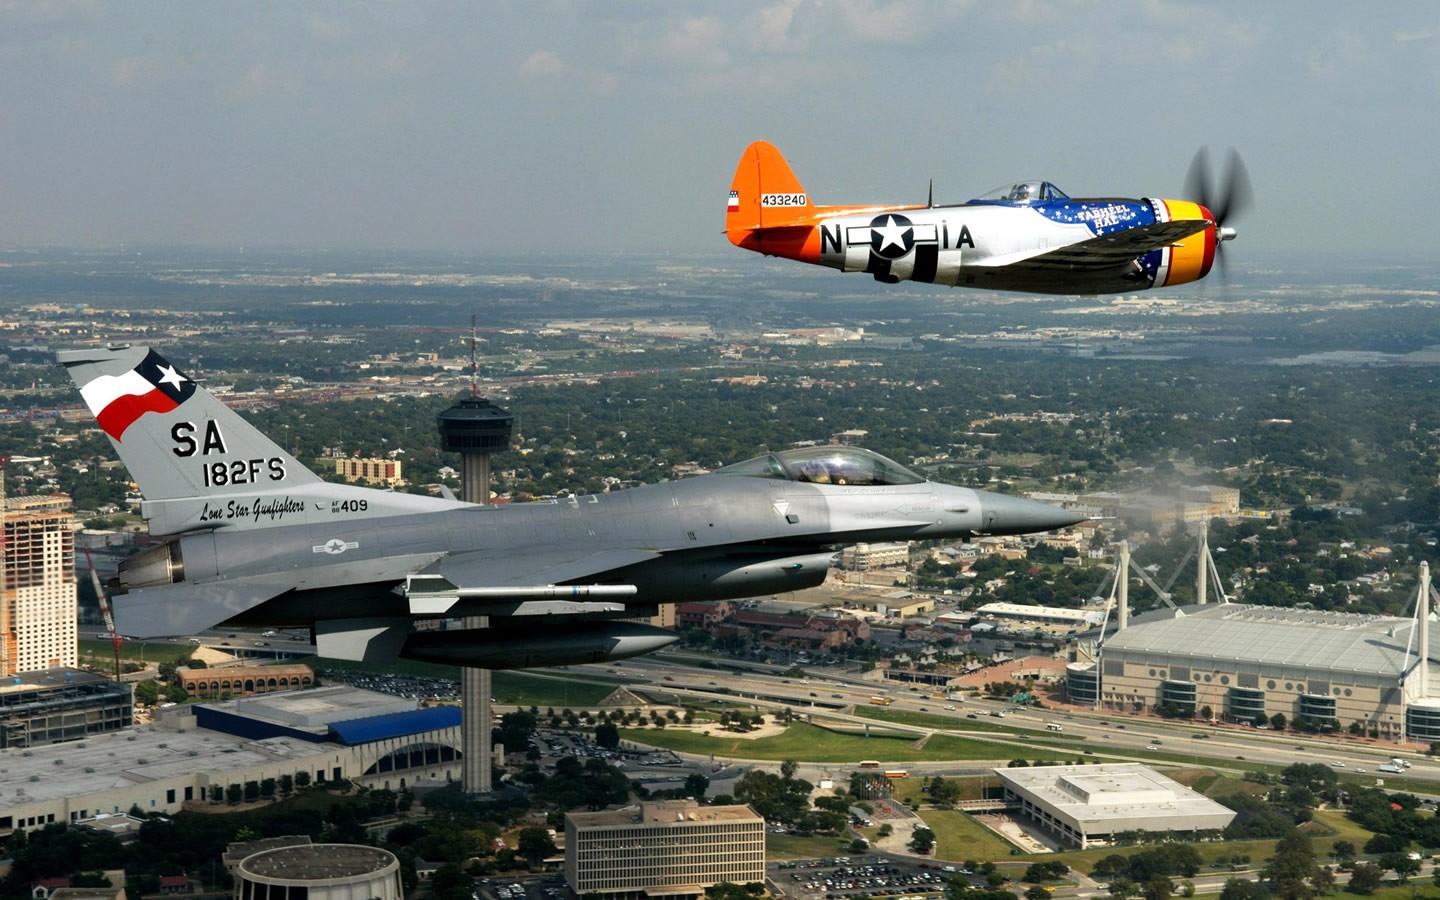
[{"x1": 869, "y1": 214, "x2": 915, "y2": 260}]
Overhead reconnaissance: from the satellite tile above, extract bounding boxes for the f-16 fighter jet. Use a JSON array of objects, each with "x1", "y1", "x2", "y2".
[{"x1": 60, "y1": 345, "x2": 1086, "y2": 668}]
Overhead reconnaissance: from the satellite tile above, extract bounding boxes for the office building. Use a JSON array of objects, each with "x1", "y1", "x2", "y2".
[
  {"x1": 565, "y1": 800, "x2": 765, "y2": 900},
  {"x1": 996, "y1": 763, "x2": 1236, "y2": 849}
]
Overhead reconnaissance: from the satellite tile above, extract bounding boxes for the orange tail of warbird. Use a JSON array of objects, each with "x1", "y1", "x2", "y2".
[{"x1": 726, "y1": 140, "x2": 915, "y2": 263}]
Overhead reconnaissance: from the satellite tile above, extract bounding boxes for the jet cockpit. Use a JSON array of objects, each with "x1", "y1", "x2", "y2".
[{"x1": 714, "y1": 446, "x2": 925, "y2": 486}]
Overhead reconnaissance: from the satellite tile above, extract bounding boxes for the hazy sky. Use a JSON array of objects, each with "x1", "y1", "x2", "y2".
[{"x1": 1, "y1": 1, "x2": 1436, "y2": 263}]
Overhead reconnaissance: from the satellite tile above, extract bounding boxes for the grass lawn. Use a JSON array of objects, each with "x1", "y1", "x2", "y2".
[
  {"x1": 80, "y1": 638, "x2": 194, "y2": 668},
  {"x1": 767, "y1": 832, "x2": 856, "y2": 860},
  {"x1": 917, "y1": 808, "x2": 1023, "y2": 862},
  {"x1": 617, "y1": 722, "x2": 1067, "y2": 763},
  {"x1": 618, "y1": 722, "x2": 923, "y2": 761},
  {"x1": 857, "y1": 707, "x2": 1018, "y2": 733},
  {"x1": 1306, "y1": 808, "x2": 1379, "y2": 858},
  {"x1": 1039, "y1": 836, "x2": 1283, "y2": 874},
  {"x1": 1350, "y1": 884, "x2": 1440, "y2": 900}
]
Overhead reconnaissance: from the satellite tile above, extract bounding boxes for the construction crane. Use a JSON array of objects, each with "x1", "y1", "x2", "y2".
[{"x1": 84, "y1": 546, "x2": 123, "y2": 680}]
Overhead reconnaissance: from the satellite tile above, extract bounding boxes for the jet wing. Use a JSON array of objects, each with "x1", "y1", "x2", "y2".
[{"x1": 977, "y1": 218, "x2": 1213, "y2": 271}]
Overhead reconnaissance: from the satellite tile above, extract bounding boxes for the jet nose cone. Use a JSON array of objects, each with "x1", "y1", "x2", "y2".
[{"x1": 978, "y1": 493, "x2": 1087, "y2": 536}]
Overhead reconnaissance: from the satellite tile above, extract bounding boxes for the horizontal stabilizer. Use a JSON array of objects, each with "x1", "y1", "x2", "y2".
[{"x1": 112, "y1": 580, "x2": 292, "y2": 638}]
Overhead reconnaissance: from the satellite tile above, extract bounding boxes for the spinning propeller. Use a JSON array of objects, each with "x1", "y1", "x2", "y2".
[{"x1": 1184, "y1": 146, "x2": 1253, "y2": 278}]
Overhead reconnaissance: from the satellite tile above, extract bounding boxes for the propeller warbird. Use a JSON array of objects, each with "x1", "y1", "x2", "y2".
[
  {"x1": 726, "y1": 141, "x2": 1250, "y2": 295},
  {"x1": 59, "y1": 344, "x2": 1087, "y2": 670}
]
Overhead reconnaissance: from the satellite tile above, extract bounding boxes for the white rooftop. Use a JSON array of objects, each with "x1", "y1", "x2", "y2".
[
  {"x1": 997, "y1": 763, "x2": 1235, "y2": 832},
  {"x1": 233, "y1": 685, "x2": 415, "y2": 728},
  {"x1": 1103, "y1": 604, "x2": 1436, "y2": 676},
  {"x1": 0, "y1": 723, "x2": 334, "y2": 806}
]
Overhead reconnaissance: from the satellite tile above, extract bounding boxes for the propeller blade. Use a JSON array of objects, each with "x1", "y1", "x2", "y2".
[
  {"x1": 1183, "y1": 146, "x2": 1252, "y2": 286},
  {"x1": 1184, "y1": 146, "x2": 1213, "y2": 210},
  {"x1": 1214, "y1": 148, "x2": 1253, "y2": 226}
]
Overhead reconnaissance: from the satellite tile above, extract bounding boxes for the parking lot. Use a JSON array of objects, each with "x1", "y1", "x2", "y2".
[
  {"x1": 770, "y1": 857, "x2": 949, "y2": 900},
  {"x1": 475, "y1": 876, "x2": 570, "y2": 900}
]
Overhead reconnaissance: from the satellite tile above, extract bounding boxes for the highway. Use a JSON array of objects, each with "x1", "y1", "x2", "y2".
[
  {"x1": 599, "y1": 653, "x2": 1440, "y2": 786},
  {"x1": 79, "y1": 625, "x2": 316, "y2": 660}
]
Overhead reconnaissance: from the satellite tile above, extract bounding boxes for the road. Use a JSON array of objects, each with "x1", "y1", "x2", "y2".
[{"x1": 597, "y1": 653, "x2": 1439, "y2": 787}]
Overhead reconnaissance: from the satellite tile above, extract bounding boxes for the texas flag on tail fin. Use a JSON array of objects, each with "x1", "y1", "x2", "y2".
[{"x1": 78, "y1": 349, "x2": 196, "y2": 441}]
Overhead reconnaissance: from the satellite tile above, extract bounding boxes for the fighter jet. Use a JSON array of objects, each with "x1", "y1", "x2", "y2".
[{"x1": 59, "y1": 345, "x2": 1086, "y2": 669}]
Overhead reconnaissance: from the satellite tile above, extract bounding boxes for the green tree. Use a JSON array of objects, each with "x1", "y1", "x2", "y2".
[
  {"x1": 1141, "y1": 879, "x2": 1173, "y2": 900},
  {"x1": 1347, "y1": 863, "x2": 1383, "y2": 895},
  {"x1": 909, "y1": 826, "x2": 936, "y2": 855},
  {"x1": 1218, "y1": 879, "x2": 1268, "y2": 900},
  {"x1": 430, "y1": 863, "x2": 474, "y2": 900},
  {"x1": 685, "y1": 772, "x2": 710, "y2": 801},
  {"x1": 497, "y1": 709, "x2": 538, "y2": 753},
  {"x1": 1376, "y1": 851, "x2": 1421, "y2": 883},
  {"x1": 1261, "y1": 830, "x2": 1317, "y2": 900},
  {"x1": 517, "y1": 826, "x2": 557, "y2": 866},
  {"x1": 595, "y1": 721, "x2": 620, "y2": 749},
  {"x1": 930, "y1": 777, "x2": 962, "y2": 807}
]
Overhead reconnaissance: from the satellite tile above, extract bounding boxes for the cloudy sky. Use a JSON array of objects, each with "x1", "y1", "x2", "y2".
[{"x1": 1, "y1": 1, "x2": 1436, "y2": 262}]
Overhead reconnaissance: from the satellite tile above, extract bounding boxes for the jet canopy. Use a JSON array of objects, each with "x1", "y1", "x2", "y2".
[
  {"x1": 714, "y1": 445, "x2": 925, "y2": 486},
  {"x1": 971, "y1": 181, "x2": 1069, "y2": 205}
]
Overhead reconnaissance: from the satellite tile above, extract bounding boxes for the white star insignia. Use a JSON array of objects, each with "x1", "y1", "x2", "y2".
[
  {"x1": 874, "y1": 216, "x2": 910, "y2": 253},
  {"x1": 155, "y1": 364, "x2": 187, "y2": 389}
]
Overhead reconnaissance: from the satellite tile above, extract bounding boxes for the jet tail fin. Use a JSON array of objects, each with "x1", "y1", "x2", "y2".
[
  {"x1": 59, "y1": 344, "x2": 466, "y2": 534},
  {"x1": 59, "y1": 345, "x2": 321, "y2": 503}
]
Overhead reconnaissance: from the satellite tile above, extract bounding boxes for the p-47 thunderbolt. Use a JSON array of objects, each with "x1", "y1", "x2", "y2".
[
  {"x1": 726, "y1": 141, "x2": 1251, "y2": 295},
  {"x1": 60, "y1": 345, "x2": 1085, "y2": 669}
]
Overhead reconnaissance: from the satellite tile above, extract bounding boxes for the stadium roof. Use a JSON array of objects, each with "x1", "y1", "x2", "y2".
[
  {"x1": 329, "y1": 707, "x2": 461, "y2": 744},
  {"x1": 1102, "y1": 604, "x2": 1434, "y2": 676}
]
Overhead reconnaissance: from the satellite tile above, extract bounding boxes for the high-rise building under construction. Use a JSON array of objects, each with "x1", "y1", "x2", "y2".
[{"x1": 2, "y1": 494, "x2": 78, "y2": 675}]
